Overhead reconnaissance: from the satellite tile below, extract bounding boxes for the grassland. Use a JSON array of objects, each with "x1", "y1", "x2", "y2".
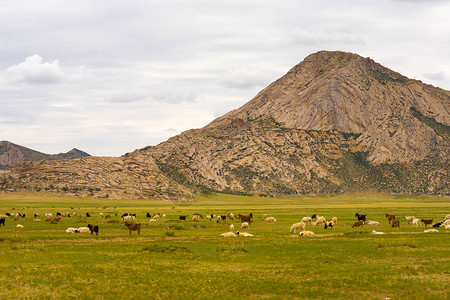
[{"x1": 0, "y1": 192, "x2": 449, "y2": 299}]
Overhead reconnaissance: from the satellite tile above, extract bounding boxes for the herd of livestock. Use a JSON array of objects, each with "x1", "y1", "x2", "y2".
[{"x1": 1, "y1": 209, "x2": 449, "y2": 237}]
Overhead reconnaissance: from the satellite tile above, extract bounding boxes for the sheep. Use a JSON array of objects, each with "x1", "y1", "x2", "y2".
[
  {"x1": 365, "y1": 220, "x2": 380, "y2": 225},
  {"x1": 442, "y1": 219, "x2": 450, "y2": 226},
  {"x1": 315, "y1": 217, "x2": 326, "y2": 225},
  {"x1": 371, "y1": 230, "x2": 385, "y2": 235},
  {"x1": 230, "y1": 224, "x2": 235, "y2": 231},
  {"x1": 125, "y1": 223, "x2": 141, "y2": 235},
  {"x1": 240, "y1": 222, "x2": 249, "y2": 229},
  {"x1": 299, "y1": 231, "x2": 315, "y2": 237},
  {"x1": 412, "y1": 218, "x2": 422, "y2": 227},
  {"x1": 227, "y1": 213, "x2": 234, "y2": 220},
  {"x1": 392, "y1": 220, "x2": 400, "y2": 228},
  {"x1": 192, "y1": 215, "x2": 200, "y2": 220},
  {"x1": 99, "y1": 213, "x2": 104, "y2": 218},
  {"x1": 149, "y1": 219, "x2": 156, "y2": 222},
  {"x1": 445, "y1": 214, "x2": 450, "y2": 220},
  {"x1": 331, "y1": 217, "x2": 338, "y2": 224},
  {"x1": 34, "y1": 213, "x2": 40, "y2": 217},
  {"x1": 206, "y1": 215, "x2": 211, "y2": 221},
  {"x1": 352, "y1": 221, "x2": 364, "y2": 228},
  {"x1": 78, "y1": 227, "x2": 90, "y2": 233},
  {"x1": 16, "y1": 224, "x2": 24, "y2": 228},
  {"x1": 123, "y1": 215, "x2": 136, "y2": 222},
  {"x1": 153, "y1": 215, "x2": 160, "y2": 220},
  {"x1": 236, "y1": 231, "x2": 253, "y2": 237},
  {"x1": 218, "y1": 232, "x2": 236, "y2": 237},
  {"x1": 262, "y1": 214, "x2": 267, "y2": 221},
  {"x1": 421, "y1": 219, "x2": 433, "y2": 227},
  {"x1": 311, "y1": 214, "x2": 317, "y2": 219},
  {"x1": 355, "y1": 213, "x2": 367, "y2": 223},
  {"x1": 445, "y1": 225, "x2": 450, "y2": 229},
  {"x1": 65, "y1": 227, "x2": 78, "y2": 233},
  {"x1": 290, "y1": 222, "x2": 306, "y2": 233},
  {"x1": 33, "y1": 219, "x2": 41, "y2": 222},
  {"x1": 404, "y1": 216, "x2": 415, "y2": 224},
  {"x1": 265, "y1": 217, "x2": 277, "y2": 224},
  {"x1": 161, "y1": 214, "x2": 166, "y2": 220},
  {"x1": 424, "y1": 229, "x2": 439, "y2": 233},
  {"x1": 311, "y1": 222, "x2": 317, "y2": 226},
  {"x1": 146, "y1": 212, "x2": 151, "y2": 218},
  {"x1": 87, "y1": 224, "x2": 99, "y2": 235},
  {"x1": 385, "y1": 214, "x2": 395, "y2": 224},
  {"x1": 86, "y1": 212, "x2": 91, "y2": 217},
  {"x1": 301, "y1": 217, "x2": 312, "y2": 223},
  {"x1": 45, "y1": 212, "x2": 52, "y2": 218}
]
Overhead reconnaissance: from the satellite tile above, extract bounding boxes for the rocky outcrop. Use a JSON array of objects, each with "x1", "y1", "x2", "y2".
[{"x1": 2, "y1": 51, "x2": 449, "y2": 197}]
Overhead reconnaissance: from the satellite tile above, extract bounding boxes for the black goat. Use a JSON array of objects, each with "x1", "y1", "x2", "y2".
[
  {"x1": 432, "y1": 221, "x2": 443, "y2": 228},
  {"x1": 0, "y1": 218, "x2": 5, "y2": 226},
  {"x1": 146, "y1": 212, "x2": 151, "y2": 218},
  {"x1": 355, "y1": 213, "x2": 367, "y2": 222},
  {"x1": 179, "y1": 215, "x2": 186, "y2": 221},
  {"x1": 5, "y1": 213, "x2": 11, "y2": 217},
  {"x1": 311, "y1": 214, "x2": 317, "y2": 219},
  {"x1": 57, "y1": 212, "x2": 62, "y2": 216},
  {"x1": 87, "y1": 224, "x2": 99, "y2": 235},
  {"x1": 86, "y1": 212, "x2": 91, "y2": 217}
]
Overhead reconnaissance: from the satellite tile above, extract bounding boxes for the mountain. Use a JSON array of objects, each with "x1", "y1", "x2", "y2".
[
  {"x1": 0, "y1": 141, "x2": 90, "y2": 169},
  {"x1": 1, "y1": 51, "x2": 449, "y2": 198}
]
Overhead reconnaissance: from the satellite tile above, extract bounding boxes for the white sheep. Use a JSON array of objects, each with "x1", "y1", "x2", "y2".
[
  {"x1": 301, "y1": 217, "x2": 312, "y2": 223},
  {"x1": 123, "y1": 215, "x2": 136, "y2": 222},
  {"x1": 315, "y1": 217, "x2": 326, "y2": 225},
  {"x1": 16, "y1": 224, "x2": 24, "y2": 228},
  {"x1": 33, "y1": 219, "x2": 41, "y2": 222},
  {"x1": 331, "y1": 217, "x2": 338, "y2": 224},
  {"x1": 262, "y1": 214, "x2": 267, "y2": 221},
  {"x1": 412, "y1": 218, "x2": 422, "y2": 227},
  {"x1": 424, "y1": 229, "x2": 439, "y2": 233},
  {"x1": 442, "y1": 219, "x2": 450, "y2": 226},
  {"x1": 236, "y1": 231, "x2": 253, "y2": 237},
  {"x1": 266, "y1": 217, "x2": 276, "y2": 224},
  {"x1": 149, "y1": 219, "x2": 157, "y2": 222},
  {"x1": 206, "y1": 215, "x2": 211, "y2": 220},
  {"x1": 445, "y1": 214, "x2": 450, "y2": 220},
  {"x1": 445, "y1": 225, "x2": 450, "y2": 229},
  {"x1": 77, "y1": 227, "x2": 90, "y2": 233},
  {"x1": 290, "y1": 222, "x2": 306, "y2": 233},
  {"x1": 99, "y1": 213, "x2": 104, "y2": 217},
  {"x1": 240, "y1": 222, "x2": 249, "y2": 229},
  {"x1": 65, "y1": 227, "x2": 78, "y2": 233},
  {"x1": 311, "y1": 222, "x2": 317, "y2": 226},
  {"x1": 404, "y1": 216, "x2": 415, "y2": 224},
  {"x1": 371, "y1": 230, "x2": 385, "y2": 235},
  {"x1": 230, "y1": 224, "x2": 235, "y2": 231},
  {"x1": 219, "y1": 232, "x2": 236, "y2": 237},
  {"x1": 366, "y1": 220, "x2": 380, "y2": 225},
  {"x1": 299, "y1": 231, "x2": 315, "y2": 237},
  {"x1": 45, "y1": 212, "x2": 52, "y2": 218},
  {"x1": 161, "y1": 214, "x2": 166, "y2": 220}
]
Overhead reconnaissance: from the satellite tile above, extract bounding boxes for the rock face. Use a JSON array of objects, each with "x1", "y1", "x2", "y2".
[
  {"x1": 1, "y1": 51, "x2": 449, "y2": 198},
  {"x1": 0, "y1": 141, "x2": 90, "y2": 169}
]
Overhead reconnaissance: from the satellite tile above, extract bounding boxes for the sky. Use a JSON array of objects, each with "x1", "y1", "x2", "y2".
[{"x1": 1, "y1": 0, "x2": 449, "y2": 157}]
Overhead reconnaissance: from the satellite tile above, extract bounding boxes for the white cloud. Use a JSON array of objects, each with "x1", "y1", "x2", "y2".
[
  {"x1": 218, "y1": 67, "x2": 273, "y2": 89},
  {"x1": 5, "y1": 54, "x2": 64, "y2": 84}
]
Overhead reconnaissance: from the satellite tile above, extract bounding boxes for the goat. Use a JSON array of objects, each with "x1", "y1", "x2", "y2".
[
  {"x1": 355, "y1": 213, "x2": 367, "y2": 222},
  {"x1": 392, "y1": 220, "x2": 400, "y2": 228},
  {"x1": 125, "y1": 223, "x2": 141, "y2": 235},
  {"x1": 324, "y1": 221, "x2": 333, "y2": 229},
  {"x1": 432, "y1": 221, "x2": 443, "y2": 228},
  {"x1": 87, "y1": 224, "x2": 99, "y2": 235},
  {"x1": 385, "y1": 214, "x2": 395, "y2": 224},
  {"x1": 0, "y1": 219, "x2": 5, "y2": 226},
  {"x1": 352, "y1": 221, "x2": 364, "y2": 228},
  {"x1": 421, "y1": 219, "x2": 433, "y2": 227},
  {"x1": 236, "y1": 213, "x2": 253, "y2": 224},
  {"x1": 179, "y1": 215, "x2": 186, "y2": 221},
  {"x1": 86, "y1": 212, "x2": 91, "y2": 217},
  {"x1": 311, "y1": 214, "x2": 317, "y2": 219},
  {"x1": 146, "y1": 212, "x2": 151, "y2": 218}
]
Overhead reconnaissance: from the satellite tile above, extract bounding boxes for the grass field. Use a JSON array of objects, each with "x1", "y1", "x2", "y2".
[{"x1": 0, "y1": 192, "x2": 449, "y2": 299}]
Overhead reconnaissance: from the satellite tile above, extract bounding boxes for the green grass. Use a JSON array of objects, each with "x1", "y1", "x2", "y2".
[{"x1": 0, "y1": 192, "x2": 449, "y2": 298}]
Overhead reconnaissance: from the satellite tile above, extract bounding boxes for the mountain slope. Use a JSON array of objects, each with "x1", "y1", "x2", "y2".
[
  {"x1": 0, "y1": 141, "x2": 90, "y2": 169},
  {"x1": 1, "y1": 51, "x2": 449, "y2": 198}
]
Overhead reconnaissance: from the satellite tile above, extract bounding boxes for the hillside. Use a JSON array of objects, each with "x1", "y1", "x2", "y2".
[
  {"x1": 0, "y1": 141, "x2": 90, "y2": 169},
  {"x1": 1, "y1": 51, "x2": 449, "y2": 198}
]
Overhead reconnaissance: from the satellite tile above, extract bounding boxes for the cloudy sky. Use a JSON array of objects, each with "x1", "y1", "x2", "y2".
[{"x1": 1, "y1": 0, "x2": 449, "y2": 156}]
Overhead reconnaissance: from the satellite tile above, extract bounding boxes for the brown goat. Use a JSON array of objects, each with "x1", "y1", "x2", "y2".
[
  {"x1": 236, "y1": 213, "x2": 253, "y2": 224},
  {"x1": 352, "y1": 221, "x2": 364, "y2": 228},
  {"x1": 392, "y1": 220, "x2": 400, "y2": 228},
  {"x1": 50, "y1": 217, "x2": 62, "y2": 224},
  {"x1": 125, "y1": 223, "x2": 141, "y2": 235},
  {"x1": 385, "y1": 214, "x2": 395, "y2": 224},
  {"x1": 421, "y1": 219, "x2": 433, "y2": 227}
]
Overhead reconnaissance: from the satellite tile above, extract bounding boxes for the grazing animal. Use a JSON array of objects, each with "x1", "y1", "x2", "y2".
[
  {"x1": 236, "y1": 213, "x2": 253, "y2": 224},
  {"x1": 432, "y1": 221, "x2": 443, "y2": 228},
  {"x1": 179, "y1": 215, "x2": 186, "y2": 221},
  {"x1": 311, "y1": 214, "x2": 317, "y2": 219},
  {"x1": 236, "y1": 231, "x2": 253, "y2": 237},
  {"x1": 125, "y1": 223, "x2": 141, "y2": 235},
  {"x1": 34, "y1": 213, "x2": 39, "y2": 217},
  {"x1": 56, "y1": 212, "x2": 62, "y2": 216},
  {"x1": 290, "y1": 222, "x2": 306, "y2": 233},
  {"x1": 123, "y1": 216, "x2": 136, "y2": 222},
  {"x1": 99, "y1": 213, "x2": 104, "y2": 218},
  {"x1": 371, "y1": 230, "x2": 385, "y2": 235},
  {"x1": 421, "y1": 219, "x2": 433, "y2": 227},
  {"x1": 5, "y1": 213, "x2": 11, "y2": 217},
  {"x1": 219, "y1": 232, "x2": 236, "y2": 237},
  {"x1": 50, "y1": 217, "x2": 62, "y2": 224},
  {"x1": 227, "y1": 213, "x2": 234, "y2": 220},
  {"x1": 230, "y1": 224, "x2": 235, "y2": 231},
  {"x1": 161, "y1": 214, "x2": 166, "y2": 220},
  {"x1": 240, "y1": 222, "x2": 249, "y2": 229},
  {"x1": 262, "y1": 214, "x2": 267, "y2": 221},
  {"x1": 77, "y1": 227, "x2": 90, "y2": 233},
  {"x1": 355, "y1": 213, "x2": 367, "y2": 222},
  {"x1": 299, "y1": 231, "x2": 315, "y2": 237},
  {"x1": 265, "y1": 217, "x2": 276, "y2": 224},
  {"x1": 146, "y1": 212, "x2": 151, "y2": 218},
  {"x1": 206, "y1": 215, "x2": 211, "y2": 220},
  {"x1": 385, "y1": 214, "x2": 395, "y2": 224},
  {"x1": 105, "y1": 214, "x2": 111, "y2": 218},
  {"x1": 87, "y1": 224, "x2": 99, "y2": 235},
  {"x1": 365, "y1": 220, "x2": 380, "y2": 225},
  {"x1": 86, "y1": 212, "x2": 91, "y2": 217},
  {"x1": 65, "y1": 227, "x2": 78, "y2": 233},
  {"x1": 352, "y1": 221, "x2": 364, "y2": 228},
  {"x1": 424, "y1": 229, "x2": 439, "y2": 233},
  {"x1": 331, "y1": 217, "x2": 338, "y2": 224},
  {"x1": 404, "y1": 216, "x2": 415, "y2": 224},
  {"x1": 392, "y1": 220, "x2": 400, "y2": 228},
  {"x1": 412, "y1": 218, "x2": 422, "y2": 227},
  {"x1": 16, "y1": 224, "x2": 24, "y2": 228},
  {"x1": 0, "y1": 219, "x2": 5, "y2": 226},
  {"x1": 301, "y1": 217, "x2": 312, "y2": 223},
  {"x1": 444, "y1": 214, "x2": 450, "y2": 220},
  {"x1": 315, "y1": 217, "x2": 326, "y2": 225},
  {"x1": 324, "y1": 221, "x2": 333, "y2": 229},
  {"x1": 121, "y1": 213, "x2": 128, "y2": 218}
]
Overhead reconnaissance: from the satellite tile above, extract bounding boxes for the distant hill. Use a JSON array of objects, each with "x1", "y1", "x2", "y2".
[
  {"x1": 0, "y1": 141, "x2": 90, "y2": 169},
  {"x1": 1, "y1": 51, "x2": 449, "y2": 199}
]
